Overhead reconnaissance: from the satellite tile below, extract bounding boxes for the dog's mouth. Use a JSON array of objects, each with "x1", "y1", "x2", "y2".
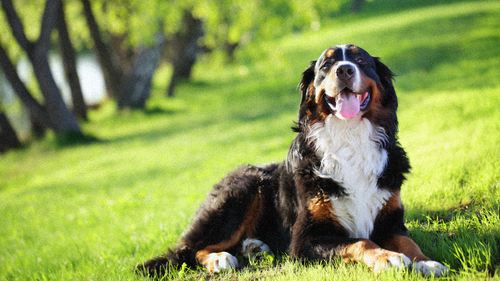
[{"x1": 324, "y1": 88, "x2": 371, "y2": 119}]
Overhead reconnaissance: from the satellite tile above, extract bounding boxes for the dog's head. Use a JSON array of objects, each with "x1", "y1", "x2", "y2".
[{"x1": 298, "y1": 45, "x2": 398, "y2": 137}]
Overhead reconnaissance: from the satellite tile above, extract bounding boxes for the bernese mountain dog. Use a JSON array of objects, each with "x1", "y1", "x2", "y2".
[{"x1": 137, "y1": 44, "x2": 448, "y2": 277}]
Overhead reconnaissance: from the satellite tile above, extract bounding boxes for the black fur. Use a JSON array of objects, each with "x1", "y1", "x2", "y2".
[{"x1": 137, "y1": 45, "x2": 413, "y2": 277}]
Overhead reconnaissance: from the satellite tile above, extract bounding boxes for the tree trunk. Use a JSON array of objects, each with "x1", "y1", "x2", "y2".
[
  {"x1": 1, "y1": 0, "x2": 82, "y2": 135},
  {"x1": 30, "y1": 54, "x2": 81, "y2": 133},
  {"x1": 80, "y1": 0, "x2": 123, "y2": 99},
  {"x1": 0, "y1": 110, "x2": 22, "y2": 153},
  {"x1": 81, "y1": 0, "x2": 172, "y2": 109},
  {"x1": 56, "y1": 1, "x2": 87, "y2": 121},
  {"x1": 0, "y1": 43, "x2": 52, "y2": 129},
  {"x1": 166, "y1": 11, "x2": 204, "y2": 97},
  {"x1": 118, "y1": 34, "x2": 166, "y2": 109}
]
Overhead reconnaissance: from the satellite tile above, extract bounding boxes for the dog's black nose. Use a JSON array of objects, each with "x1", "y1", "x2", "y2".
[{"x1": 336, "y1": 64, "x2": 355, "y2": 80}]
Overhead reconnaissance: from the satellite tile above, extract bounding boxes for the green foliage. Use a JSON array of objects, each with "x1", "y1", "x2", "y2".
[
  {"x1": 1, "y1": 0, "x2": 500, "y2": 280},
  {"x1": 0, "y1": 0, "x2": 37, "y2": 60},
  {"x1": 198, "y1": 0, "x2": 348, "y2": 49},
  {"x1": 81, "y1": 0, "x2": 348, "y2": 50},
  {"x1": 1, "y1": 0, "x2": 43, "y2": 41},
  {"x1": 0, "y1": 0, "x2": 347, "y2": 69}
]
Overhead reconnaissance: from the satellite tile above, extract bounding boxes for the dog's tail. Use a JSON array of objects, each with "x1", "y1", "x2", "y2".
[{"x1": 136, "y1": 245, "x2": 197, "y2": 278}]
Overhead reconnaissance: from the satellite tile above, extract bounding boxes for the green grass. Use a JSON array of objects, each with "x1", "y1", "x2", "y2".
[{"x1": 1, "y1": 0, "x2": 500, "y2": 279}]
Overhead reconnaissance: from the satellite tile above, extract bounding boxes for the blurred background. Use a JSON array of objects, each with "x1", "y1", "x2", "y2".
[
  {"x1": 0, "y1": 0, "x2": 357, "y2": 149},
  {"x1": 1, "y1": 0, "x2": 485, "y2": 150}
]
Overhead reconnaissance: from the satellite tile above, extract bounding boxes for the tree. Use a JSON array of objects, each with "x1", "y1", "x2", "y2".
[
  {"x1": 165, "y1": 10, "x2": 203, "y2": 97},
  {"x1": 54, "y1": 0, "x2": 354, "y2": 109},
  {"x1": 0, "y1": 43, "x2": 52, "y2": 130},
  {"x1": 80, "y1": 0, "x2": 166, "y2": 109},
  {"x1": 0, "y1": 0, "x2": 82, "y2": 136},
  {"x1": 0, "y1": 103, "x2": 22, "y2": 153},
  {"x1": 118, "y1": 33, "x2": 166, "y2": 109},
  {"x1": 77, "y1": 0, "x2": 351, "y2": 101},
  {"x1": 80, "y1": 0, "x2": 123, "y2": 101},
  {"x1": 56, "y1": 0, "x2": 87, "y2": 120}
]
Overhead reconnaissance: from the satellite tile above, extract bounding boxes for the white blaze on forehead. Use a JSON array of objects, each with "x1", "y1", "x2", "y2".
[
  {"x1": 340, "y1": 45, "x2": 347, "y2": 61},
  {"x1": 315, "y1": 45, "x2": 346, "y2": 68}
]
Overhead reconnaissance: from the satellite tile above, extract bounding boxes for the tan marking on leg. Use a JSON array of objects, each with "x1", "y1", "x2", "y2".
[
  {"x1": 385, "y1": 190, "x2": 402, "y2": 210},
  {"x1": 196, "y1": 194, "x2": 263, "y2": 268},
  {"x1": 376, "y1": 191, "x2": 402, "y2": 218},
  {"x1": 204, "y1": 253, "x2": 223, "y2": 272},
  {"x1": 383, "y1": 235, "x2": 430, "y2": 262},
  {"x1": 340, "y1": 239, "x2": 409, "y2": 273},
  {"x1": 308, "y1": 194, "x2": 335, "y2": 221},
  {"x1": 340, "y1": 239, "x2": 380, "y2": 262},
  {"x1": 375, "y1": 192, "x2": 430, "y2": 263}
]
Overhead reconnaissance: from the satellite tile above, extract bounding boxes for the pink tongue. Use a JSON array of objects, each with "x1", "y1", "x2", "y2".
[{"x1": 337, "y1": 93, "x2": 360, "y2": 119}]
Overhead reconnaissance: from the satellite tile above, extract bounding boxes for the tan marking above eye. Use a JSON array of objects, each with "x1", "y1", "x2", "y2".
[{"x1": 326, "y1": 49, "x2": 335, "y2": 58}]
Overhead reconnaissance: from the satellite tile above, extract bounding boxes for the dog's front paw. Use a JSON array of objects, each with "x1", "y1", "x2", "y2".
[
  {"x1": 413, "y1": 260, "x2": 449, "y2": 277},
  {"x1": 386, "y1": 252, "x2": 411, "y2": 270},
  {"x1": 203, "y1": 252, "x2": 239, "y2": 273},
  {"x1": 365, "y1": 249, "x2": 411, "y2": 273},
  {"x1": 242, "y1": 238, "x2": 272, "y2": 261}
]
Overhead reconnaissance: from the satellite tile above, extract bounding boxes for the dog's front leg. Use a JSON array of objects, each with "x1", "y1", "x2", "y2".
[
  {"x1": 381, "y1": 234, "x2": 449, "y2": 276},
  {"x1": 291, "y1": 233, "x2": 411, "y2": 273},
  {"x1": 339, "y1": 239, "x2": 410, "y2": 273},
  {"x1": 289, "y1": 216, "x2": 410, "y2": 273}
]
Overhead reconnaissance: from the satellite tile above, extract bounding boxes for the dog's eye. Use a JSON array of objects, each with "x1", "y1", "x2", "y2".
[
  {"x1": 356, "y1": 57, "x2": 367, "y2": 64},
  {"x1": 322, "y1": 61, "x2": 332, "y2": 68}
]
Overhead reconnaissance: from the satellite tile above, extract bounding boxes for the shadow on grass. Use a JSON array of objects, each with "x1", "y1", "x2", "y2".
[
  {"x1": 144, "y1": 106, "x2": 177, "y2": 116},
  {"x1": 407, "y1": 199, "x2": 500, "y2": 276},
  {"x1": 346, "y1": 0, "x2": 476, "y2": 16},
  {"x1": 54, "y1": 131, "x2": 103, "y2": 148},
  {"x1": 143, "y1": 253, "x2": 333, "y2": 281},
  {"x1": 109, "y1": 77, "x2": 299, "y2": 146}
]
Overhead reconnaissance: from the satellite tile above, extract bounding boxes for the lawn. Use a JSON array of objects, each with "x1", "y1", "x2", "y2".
[{"x1": 1, "y1": 0, "x2": 499, "y2": 280}]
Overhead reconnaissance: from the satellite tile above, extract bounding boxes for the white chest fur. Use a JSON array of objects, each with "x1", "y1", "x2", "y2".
[{"x1": 307, "y1": 115, "x2": 391, "y2": 239}]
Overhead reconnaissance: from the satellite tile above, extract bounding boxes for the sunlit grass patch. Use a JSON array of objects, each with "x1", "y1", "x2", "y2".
[{"x1": 407, "y1": 208, "x2": 500, "y2": 274}]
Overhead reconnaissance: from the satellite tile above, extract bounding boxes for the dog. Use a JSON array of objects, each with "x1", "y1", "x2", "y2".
[{"x1": 137, "y1": 44, "x2": 448, "y2": 277}]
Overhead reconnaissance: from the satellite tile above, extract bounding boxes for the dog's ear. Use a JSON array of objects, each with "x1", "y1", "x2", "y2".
[
  {"x1": 373, "y1": 56, "x2": 398, "y2": 140},
  {"x1": 299, "y1": 61, "x2": 316, "y2": 107},
  {"x1": 373, "y1": 57, "x2": 395, "y2": 90}
]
